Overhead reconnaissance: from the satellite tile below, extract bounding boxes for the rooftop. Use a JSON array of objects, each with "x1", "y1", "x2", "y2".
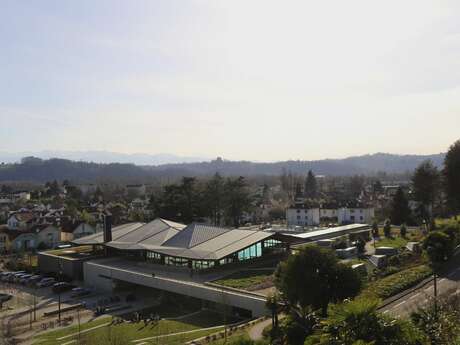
[{"x1": 73, "y1": 218, "x2": 276, "y2": 261}]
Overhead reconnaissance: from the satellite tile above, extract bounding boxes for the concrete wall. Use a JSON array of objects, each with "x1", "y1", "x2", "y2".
[
  {"x1": 84, "y1": 260, "x2": 270, "y2": 317},
  {"x1": 38, "y1": 252, "x2": 88, "y2": 280}
]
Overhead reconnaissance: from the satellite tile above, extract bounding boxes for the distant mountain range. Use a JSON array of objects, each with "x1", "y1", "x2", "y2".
[
  {"x1": 0, "y1": 151, "x2": 208, "y2": 165},
  {"x1": 0, "y1": 151, "x2": 446, "y2": 183}
]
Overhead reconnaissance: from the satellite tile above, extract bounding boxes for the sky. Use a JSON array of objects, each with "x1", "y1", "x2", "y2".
[{"x1": 1, "y1": 0, "x2": 460, "y2": 162}]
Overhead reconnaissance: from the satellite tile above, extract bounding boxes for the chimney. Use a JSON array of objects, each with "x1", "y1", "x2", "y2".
[{"x1": 103, "y1": 214, "x2": 112, "y2": 243}]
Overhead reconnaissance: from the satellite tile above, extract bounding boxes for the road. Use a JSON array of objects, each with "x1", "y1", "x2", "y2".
[{"x1": 381, "y1": 266, "x2": 460, "y2": 317}]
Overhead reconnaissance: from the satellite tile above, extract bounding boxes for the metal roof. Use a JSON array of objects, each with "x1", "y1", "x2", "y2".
[
  {"x1": 286, "y1": 223, "x2": 371, "y2": 242},
  {"x1": 72, "y1": 222, "x2": 144, "y2": 245},
  {"x1": 74, "y1": 218, "x2": 276, "y2": 261}
]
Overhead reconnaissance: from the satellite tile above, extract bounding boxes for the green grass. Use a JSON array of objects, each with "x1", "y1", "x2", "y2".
[
  {"x1": 361, "y1": 264, "x2": 433, "y2": 300},
  {"x1": 213, "y1": 270, "x2": 274, "y2": 291},
  {"x1": 46, "y1": 245, "x2": 94, "y2": 257},
  {"x1": 33, "y1": 310, "x2": 233, "y2": 345},
  {"x1": 375, "y1": 236, "x2": 408, "y2": 249}
]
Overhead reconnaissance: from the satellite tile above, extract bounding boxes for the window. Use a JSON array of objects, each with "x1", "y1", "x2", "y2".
[
  {"x1": 219, "y1": 257, "x2": 234, "y2": 265},
  {"x1": 164, "y1": 256, "x2": 189, "y2": 267},
  {"x1": 264, "y1": 239, "x2": 282, "y2": 248},
  {"x1": 297, "y1": 215, "x2": 301, "y2": 220},
  {"x1": 146, "y1": 251, "x2": 162, "y2": 262},
  {"x1": 237, "y1": 243, "x2": 262, "y2": 261},
  {"x1": 192, "y1": 260, "x2": 215, "y2": 269},
  {"x1": 296, "y1": 209, "x2": 300, "y2": 213}
]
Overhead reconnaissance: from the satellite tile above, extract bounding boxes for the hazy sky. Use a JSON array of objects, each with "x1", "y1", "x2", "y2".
[{"x1": 1, "y1": 1, "x2": 460, "y2": 161}]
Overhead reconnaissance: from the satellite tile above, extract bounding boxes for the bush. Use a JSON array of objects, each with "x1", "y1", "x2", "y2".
[
  {"x1": 362, "y1": 265, "x2": 432, "y2": 300},
  {"x1": 333, "y1": 236, "x2": 348, "y2": 249},
  {"x1": 400, "y1": 224, "x2": 407, "y2": 238},
  {"x1": 383, "y1": 219, "x2": 392, "y2": 238}
]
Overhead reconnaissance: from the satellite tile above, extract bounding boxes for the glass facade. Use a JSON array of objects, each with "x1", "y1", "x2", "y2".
[
  {"x1": 264, "y1": 238, "x2": 282, "y2": 248},
  {"x1": 146, "y1": 251, "x2": 162, "y2": 263},
  {"x1": 164, "y1": 256, "x2": 189, "y2": 267},
  {"x1": 142, "y1": 237, "x2": 283, "y2": 269},
  {"x1": 192, "y1": 260, "x2": 215, "y2": 270},
  {"x1": 237, "y1": 242, "x2": 262, "y2": 261}
]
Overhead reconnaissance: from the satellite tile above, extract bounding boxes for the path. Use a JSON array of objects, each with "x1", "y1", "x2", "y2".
[{"x1": 248, "y1": 315, "x2": 285, "y2": 341}]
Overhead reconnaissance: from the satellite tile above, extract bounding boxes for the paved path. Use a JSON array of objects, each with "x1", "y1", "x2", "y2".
[
  {"x1": 248, "y1": 315, "x2": 285, "y2": 341},
  {"x1": 381, "y1": 266, "x2": 460, "y2": 317}
]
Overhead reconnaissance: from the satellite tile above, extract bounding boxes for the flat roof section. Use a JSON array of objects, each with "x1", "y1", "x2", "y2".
[{"x1": 286, "y1": 223, "x2": 371, "y2": 242}]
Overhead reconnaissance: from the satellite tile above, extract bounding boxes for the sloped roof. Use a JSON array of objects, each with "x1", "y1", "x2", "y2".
[
  {"x1": 74, "y1": 218, "x2": 276, "y2": 261},
  {"x1": 108, "y1": 218, "x2": 185, "y2": 247},
  {"x1": 72, "y1": 222, "x2": 144, "y2": 245},
  {"x1": 162, "y1": 223, "x2": 230, "y2": 248}
]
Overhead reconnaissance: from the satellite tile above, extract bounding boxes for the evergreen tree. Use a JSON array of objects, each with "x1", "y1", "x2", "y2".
[
  {"x1": 304, "y1": 170, "x2": 318, "y2": 199},
  {"x1": 412, "y1": 160, "x2": 439, "y2": 221},
  {"x1": 224, "y1": 176, "x2": 252, "y2": 227},
  {"x1": 444, "y1": 140, "x2": 460, "y2": 213},
  {"x1": 204, "y1": 173, "x2": 225, "y2": 225},
  {"x1": 390, "y1": 187, "x2": 411, "y2": 225}
]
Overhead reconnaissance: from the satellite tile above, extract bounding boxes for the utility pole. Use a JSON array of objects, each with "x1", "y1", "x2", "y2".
[
  {"x1": 77, "y1": 305, "x2": 81, "y2": 345},
  {"x1": 434, "y1": 271, "x2": 438, "y2": 319},
  {"x1": 33, "y1": 285, "x2": 37, "y2": 321},
  {"x1": 58, "y1": 258, "x2": 62, "y2": 324}
]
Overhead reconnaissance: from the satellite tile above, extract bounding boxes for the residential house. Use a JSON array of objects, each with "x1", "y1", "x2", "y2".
[
  {"x1": 61, "y1": 220, "x2": 97, "y2": 242},
  {"x1": 0, "y1": 228, "x2": 38, "y2": 252},
  {"x1": 7, "y1": 211, "x2": 36, "y2": 230},
  {"x1": 286, "y1": 205, "x2": 320, "y2": 227},
  {"x1": 32, "y1": 224, "x2": 61, "y2": 249},
  {"x1": 337, "y1": 206, "x2": 375, "y2": 225}
]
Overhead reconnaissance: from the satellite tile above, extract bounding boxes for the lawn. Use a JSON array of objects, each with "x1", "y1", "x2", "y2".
[
  {"x1": 33, "y1": 310, "x2": 233, "y2": 345},
  {"x1": 213, "y1": 270, "x2": 274, "y2": 291},
  {"x1": 361, "y1": 264, "x2": 432, "y2": 300},
  {"x1": 375, "y1": 236, "x2": 408, "y2": 249}
]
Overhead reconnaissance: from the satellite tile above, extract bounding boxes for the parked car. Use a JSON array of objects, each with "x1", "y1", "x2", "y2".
[
  {"x1": 70, "y1": 287, "x2": 92, "y2": 298},
  {"x1": 0, "y1": 272, "x2": 12, "y2": 282},
  {"x1": 52, "y1": 282, "x2": 75, "y2": 294},
  {"x1": 19, "y1": 274, "x2": 33, "y2": 284},
  {"x1": 10, "y1": 272, "x2": 27, "y2": 283},
  {"x1": 14, "y1": 273, "x2": 30, "y2": 283},
  {"x1": 36, "y1": 278, "x2": 56, "y2": 288},
  {"x1": 27, "y1": 275, "x2": 43, "y2": 287}
]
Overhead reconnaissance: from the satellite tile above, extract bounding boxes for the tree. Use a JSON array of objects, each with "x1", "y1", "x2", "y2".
[
  {"x1": 224, "y1": 176, "x2": 252, "y2": 227},
  {"x1": 305, "y1": 298, "x2": 426, "y2": 345},
  {"x1": 356, "y1": 237, "x2": 366, "y2": 254},
  {"x1": 423, "y1": 231, "x2": 454, "y2": 267},
  {"x1": 372, "y1": 221, "x2": 379, "y2": 238},
  {"x1": 423, "y1": 231, "x2": 455, "y2": 318},
  {"x1": 383, "y1": 219, "x2": 392, "y2": 238},
  {"x1": 400, "y1": 223, "x2": 407, "y2": 238},
  {"x1": 275, "y1": 246, "x2": 361, "y2": 318},
  {"x1": 305, "y1": 170, "x2": 317, "y2": 199},
  {"x1": 390, "y1": 187, "x2": 411, "y2": 225},
  {"x1": 412, "y1": 161, "x2": 439, "y2": 221},
  {"x1": 444, "y1": 140, "x2": 460, "y2": 213}
]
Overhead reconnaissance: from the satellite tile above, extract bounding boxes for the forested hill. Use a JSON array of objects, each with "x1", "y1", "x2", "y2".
[{"x1": 0, "y1": 153, "x2": 445, "y2": 183}]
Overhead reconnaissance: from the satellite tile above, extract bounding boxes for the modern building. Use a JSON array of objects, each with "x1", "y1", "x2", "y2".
[
  {"x1": 73, "y1": 218, "x2": 287, "y2": 270},
  {"x1": 38, "y1": 218, "x2": 293, "y2": 317}
]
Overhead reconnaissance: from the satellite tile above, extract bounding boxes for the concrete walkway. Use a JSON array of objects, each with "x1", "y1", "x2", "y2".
[{"x1": 248, "y1": 315, "x2": 285, "y2": 341}]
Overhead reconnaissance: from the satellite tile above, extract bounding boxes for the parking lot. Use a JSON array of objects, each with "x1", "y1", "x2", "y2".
[{"x1": 0, "y1": 270, "x2": 164, "y2": 344}]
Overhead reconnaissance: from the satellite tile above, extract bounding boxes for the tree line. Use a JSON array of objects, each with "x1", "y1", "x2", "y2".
[
  {"x1": 389, "y1": 139, "x2": 460, "y2": 226},
  {"x1": 149, "y1": 174, "x2": 254, "y2": 227}
]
